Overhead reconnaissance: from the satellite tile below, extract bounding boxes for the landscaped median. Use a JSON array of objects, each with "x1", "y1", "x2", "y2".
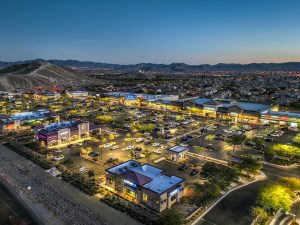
[
  {"x1": 251, "y1": 177, "x2": 300, "y2": 225},
  {"x1": 184, "y1": 165, "x2": 266, "y2": 225}
]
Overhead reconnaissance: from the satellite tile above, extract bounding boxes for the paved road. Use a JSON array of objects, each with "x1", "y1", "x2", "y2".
[
  {"x1": 194, "y1": 164, "x2": 300, "y2": 225},
  {"x1": 0, "y1": 180, "x2": 40, "y2": 225}
]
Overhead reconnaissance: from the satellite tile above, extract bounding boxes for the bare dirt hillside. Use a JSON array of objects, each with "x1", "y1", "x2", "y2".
[{"x1": 0, "y1": 61, "x2": 97, "y2": 91}]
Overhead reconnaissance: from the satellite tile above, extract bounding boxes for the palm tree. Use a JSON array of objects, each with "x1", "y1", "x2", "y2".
[{"x1": 87, "y1": 170, "x2": 95, "y2": 181}]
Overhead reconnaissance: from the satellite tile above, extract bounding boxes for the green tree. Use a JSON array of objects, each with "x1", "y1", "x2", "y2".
[
  {"x1": 257, "y1": 184, "x2": 293, "y2": 213},
  {"x1": 279, "y1": 177, "x2": 300, "y2": 192},
  {"x1": 193, "y1": 146, "x2": 204, "y2": 154},
  {"x1": 251, "y1": 207, "x2": 268, "y2": 223},
  {"x1": 205, "y1": 134, "x2": 215, "y2": 145},
  {"x1": 292, "y1": 133, "x2": 300, "y2": 145},
  {"x1": 87, "y1": 170, "x2": 95, "y2": 180},
  {"x1": 156, "y1": 209, "x2": 182, "y2": 225},
  {"x1": 238, "y1": 156, "x2": 262, "y2": 178},
  {"x1": 266, "y1": 144, "x2": 300, "y2": 162},
  {"x1": 227, "y1": 135, "x2": 246, "y2": 151}
]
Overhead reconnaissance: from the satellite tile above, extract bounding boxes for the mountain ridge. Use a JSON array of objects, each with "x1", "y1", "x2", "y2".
[{"x1": 1, "y1": 59, "x2": 300, "y2": 71}]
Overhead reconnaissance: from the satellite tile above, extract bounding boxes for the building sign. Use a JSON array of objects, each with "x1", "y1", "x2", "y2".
[
  {"x1": 58, "y1": 128, "x2": 69, "y2": 140},
  {"x1": 79, "y1": 123, "x2": 89, "y2": 133},
  {"x1": 124, "y1": 179, "x2": 137, "y2": 187},
  {"x1": 204, "y1": 106, "x2": 216, "y2": 111}
]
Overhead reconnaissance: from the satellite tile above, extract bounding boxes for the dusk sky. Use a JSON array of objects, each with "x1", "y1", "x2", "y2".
[{"x1": 1, "y1": 0, "x2": 300, "y2": 64}]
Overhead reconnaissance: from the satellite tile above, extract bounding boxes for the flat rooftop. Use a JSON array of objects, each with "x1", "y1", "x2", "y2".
[
  {"x1": 107, "y1": 160, "x2": 184, "y2": 194},
  {"x1": 262, "y1": 110, "x2": 300, "y2": 118},
  {"x1": 42, "y1": 120, "x2": 85, "y2": 132},
  {"x1": 168, "y1": 145, "x2": 187, "y2": 153},
  {"x1": 11, "y1": 109, "x2": 50, "y2": 121}
]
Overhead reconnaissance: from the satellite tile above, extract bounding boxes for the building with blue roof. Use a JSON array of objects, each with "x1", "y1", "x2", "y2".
[
  {"x1": 106, "y1": 160, "x2": 185, "y2": 212},
  {"x1": 0, "y1": 109, "x2": 59, "y2": 132}
]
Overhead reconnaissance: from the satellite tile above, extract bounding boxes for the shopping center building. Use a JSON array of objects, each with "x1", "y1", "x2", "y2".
[
  {"x1": 0, "y1": 109, "x2": 59, "y2": 132},
  {"x1": 260, "y1": 110, "x2": 300, "y2": 128},
  {"x1": 106, "y1": 160, "x2": 185, "y2": 212},
  {"x1": 34, "y1": 120, "x2": 90, "y2": 147}
]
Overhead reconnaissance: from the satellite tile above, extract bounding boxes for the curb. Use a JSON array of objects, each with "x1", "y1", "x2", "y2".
[{"x1": 190, "y1": 172, "x2": 266, "y2": 225}]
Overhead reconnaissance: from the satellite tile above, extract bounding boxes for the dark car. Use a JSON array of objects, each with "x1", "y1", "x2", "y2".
[
  {"x1": 264, "y1": 137, "x2": 274, "y2": 142},
  {"x1": 253, "y1": 144, "x2": 264, "y2": 150},
  {"x1": 215, "y1": 136, "x2": 224, "y2": 141},
  {"x1": 106, "y1": 157, "x2": 118, "y2": 164},
  {"x1": 200, "y1": 128, "x2": 208, "y2": 134},
  {"x1": 205, "y1": 145, "x2": 215, "y2": 151},
  {"x1": 134, "y1": 147, "x2": 142, "y2": 152},
  {"x1": 181, "y1": 136, "x2": 189, "y2": 142},
  {"x1": 88, "y1": 152, "x2": 100, "y2": 157},
  {"x1": 190, "y1": 169, "x2": 199, "y2": 176},
  {"x1": 186, "y1": 134, "x2": 193, "y2": 139},
  {"x1": 144, "y1": 140, "x2": 151, "y2": 145},
  {"x1": 244, "y1": 141, "x2": 255, "y2": 147},
  {"x1": 178, "y1": 164, "x2": 188, "y2": 171}
]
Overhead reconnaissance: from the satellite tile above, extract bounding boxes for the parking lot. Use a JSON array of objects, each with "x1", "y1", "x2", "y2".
[
  {"x1": 42, "y1": 103, "x2": 299, "y2": 187},
  {"x1": 186, "y1": 123, "x2": 297, "y2": 161}
]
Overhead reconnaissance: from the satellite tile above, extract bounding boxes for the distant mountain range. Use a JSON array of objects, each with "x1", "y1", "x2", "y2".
[{"x1": 1, "y1": 59, "x2": 300, "y2": 72}]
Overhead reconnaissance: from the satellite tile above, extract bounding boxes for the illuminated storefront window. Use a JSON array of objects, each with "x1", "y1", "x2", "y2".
[{"x1": 143, "y1": 193, "x2": 148, "y2": 202}]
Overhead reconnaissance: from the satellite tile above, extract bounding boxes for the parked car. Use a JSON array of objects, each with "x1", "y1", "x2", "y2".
[
  {"x1": 264, "y1": 137, "x2": 274, "y2": 142},
  {"x1": 104, "y1": 143, "x2": 113, "y2": 148},
  {"x1": 144, "y1": 140, "x2": 151, "y2": 145},
  {"x1": 178, "y1": 164, "x2": 188, "y2": 171},
  {"x1": 205, "y1": 146, "x2": 214, "y2": 151},
  {"x1": 244, "y1": 141, "x2": 255, "y2": 147},
  {"x1": 125, "y1": 145, "x2": 135, "y2": 151},
  {"x1": 153, "y1": 149, "x2": 162, "y2": 154},
  {"x1": 106, "y1": 157, "x2": 118, "y2": 164},
  {"x1": 152, "y1": 142, "x2": 160, "y2": 147},
  {"x1": 88, "y1": 152, "x2": 100, "y2": 157},
  {"x1": 79, "y1": 165, "x2": 85, "y2": 173},
  {"x1": 136, "y1": 137, "x2": 144, "y2": 143},
  {"x1": 111, "y1": 145, "x2": 119, "y2": 150}
]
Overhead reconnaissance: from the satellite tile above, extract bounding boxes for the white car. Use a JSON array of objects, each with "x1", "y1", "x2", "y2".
[
  {"x1": 136, "y1": 138, "x2": 144, "y2": 143},
  {"x1": 153, "y1": 149, "x2": 162, "y2": 154},
  {"x1": 152, "y1": 142, "x2": 160, "y2": 147},
  {"x1": 144, "y1": 132, "x2": 151, "y2": 136},
  {"x1": 111, "y1": 145, "x2": 119, "y2": 150},
  {"x1": 104, "y1": 143, "x2": 113, "y2": 148},
  {"x1": 79, "y1": 165, "x2": 85, "y2": 173},
  {"x1": 53, "y1": 155, "x2": 64, "y2": 161},
  {"x1": 224, "y1": 129, "x2": 233, "y2": 133},
  {"x1": 125, "y1": 145, "x2": 134, "y2": 151}
]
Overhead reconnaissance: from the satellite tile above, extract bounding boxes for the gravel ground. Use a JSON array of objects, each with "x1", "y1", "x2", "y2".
[{"x1": 0, "y1": 144, "x2": 142, "y2": 225}]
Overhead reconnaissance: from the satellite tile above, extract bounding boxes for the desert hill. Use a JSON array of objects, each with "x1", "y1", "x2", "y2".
[{"x1": 0, "y1": 61, "x2": 95, "y2": 91}]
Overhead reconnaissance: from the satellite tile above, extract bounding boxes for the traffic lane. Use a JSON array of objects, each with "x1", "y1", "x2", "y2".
[
  {"x1": 262, "y1": 164, "x2": 300, "y2": 180},
  {"x1": 199, "y1": 180, "x2": 269, "y2": 225}
]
